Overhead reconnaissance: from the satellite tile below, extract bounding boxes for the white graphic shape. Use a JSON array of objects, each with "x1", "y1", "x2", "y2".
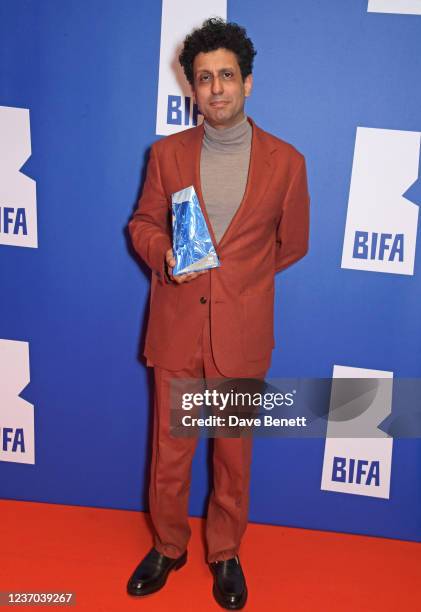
[
  {"x1": 342, "y1": 127, "x2": 420, "y2": 275},
  {"x1": 321, "y1": 365, "x2": 393, "y2": 499},
  {"x1": 156, "y1": 0, "x2": 227, "y2": 135},
  {"x1": 0, "y1": 106, "x2": 37, "y2": 248},
  {"x1": 0, "y1": 339, "x2": 35, "y2": 464},
  {"x1": 368, "y1": 0, "x2": 421, "y2": 15}
]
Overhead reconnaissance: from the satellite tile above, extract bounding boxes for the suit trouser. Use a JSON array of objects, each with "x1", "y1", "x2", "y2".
[{"x1": 148, "y1": 316, "x2": 266, "y2": 564}]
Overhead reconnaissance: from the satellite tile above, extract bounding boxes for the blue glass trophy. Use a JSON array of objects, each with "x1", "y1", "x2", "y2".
[{"x1": 171, "y1": 186, "x2": 220, "y2": 275}]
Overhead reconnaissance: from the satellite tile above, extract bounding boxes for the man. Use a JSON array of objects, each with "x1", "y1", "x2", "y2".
[{"x1": 127, "y1": 17, "x2": 310, "y2": 610}]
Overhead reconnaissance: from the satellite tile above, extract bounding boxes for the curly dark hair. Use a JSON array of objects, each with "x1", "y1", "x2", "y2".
[{"x1": 179, "y1": 17, "x2": 256, "y2": 86}]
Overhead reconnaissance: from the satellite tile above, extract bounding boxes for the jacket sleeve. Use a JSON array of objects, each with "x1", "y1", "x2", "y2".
[
  {"x1": 275, "y1": 156, "x2": 310, "y2": 273},
  {"x1": 128, "y1": 144, "x2": 172, "y2": 282}
]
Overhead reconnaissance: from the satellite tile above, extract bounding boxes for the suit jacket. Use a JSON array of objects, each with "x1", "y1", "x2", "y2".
[{"x1": 129, "y1": 116, "x2": 310, "y2": 377}]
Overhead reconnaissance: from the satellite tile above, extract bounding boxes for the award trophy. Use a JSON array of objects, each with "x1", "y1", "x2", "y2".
[{"x1": 171, "y1": 185, "x2": 220, "y2": 275}]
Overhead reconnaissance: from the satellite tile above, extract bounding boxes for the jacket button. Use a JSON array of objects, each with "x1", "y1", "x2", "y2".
[{"x1": 200, "y1": 296, "x2": 207, "y2": 304}]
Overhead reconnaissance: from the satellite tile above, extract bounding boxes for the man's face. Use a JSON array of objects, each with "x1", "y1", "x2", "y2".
[{"x1": 192, "y1": 48, "x2": 253, "y2": 130}]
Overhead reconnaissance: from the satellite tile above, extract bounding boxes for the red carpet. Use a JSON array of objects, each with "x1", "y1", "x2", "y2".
[{"x1": 0, "y1": 500, "x2": 419, "y2": 611}]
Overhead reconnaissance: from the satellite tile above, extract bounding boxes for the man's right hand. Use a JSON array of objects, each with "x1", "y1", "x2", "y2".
[{"x1": 165, "y1": 248, "x2": 207, "y2": 284}]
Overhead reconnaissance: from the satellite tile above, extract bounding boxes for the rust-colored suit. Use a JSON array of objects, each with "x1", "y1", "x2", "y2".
[{"x1": 129, "y1": 116, "x2": 310, "y2": 562}]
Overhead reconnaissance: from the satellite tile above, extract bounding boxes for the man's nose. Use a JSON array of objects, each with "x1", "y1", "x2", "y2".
[{"x1": 211, "y1": 75, "x2": 223, "y2": 95}]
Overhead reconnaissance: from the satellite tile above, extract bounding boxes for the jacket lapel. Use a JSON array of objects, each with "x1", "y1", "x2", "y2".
[
  {"x1": 218, "y1": 118, "x2": 276, "y2": 250},
  {"x1": 174, "y1": 117, "x2": 276, "y2": 255}
]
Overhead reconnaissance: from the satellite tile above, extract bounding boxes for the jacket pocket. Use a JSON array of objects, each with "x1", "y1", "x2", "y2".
[{"x1": 241, "y1": 288, "x2": 275, "y2": 361}]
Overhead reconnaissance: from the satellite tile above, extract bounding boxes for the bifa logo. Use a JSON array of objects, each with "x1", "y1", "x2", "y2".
[
  {"x1": 155, "y1": 0, "x2": 227, "y2": 135},
  {"x1": 368, "y1": 0, "x2": 421, "y2": 15},
  {"x1": 341, "y1": 127, "x2": 420, "y2": 275},
  {"x1": 352, "y1": 231, "x2": 404, "y2": 263},
  {"x1": 0, "y1": 339, "x2": 35, "y2": 464},
  {"x1": 166, "y1": 95, "x2": 202, "y2": 127},
  {"x1": 0, "y1": 106, "x2": 37, "y2": 248},
  {"x1": 321, "y1": 365, "x2": 393, "y2": 499},
  {"x1": 1, "y1": 427, "x2": 25, "y2": 453},
  {"x1": 331, "y1": 457, "x2": 380, "y2": 487}
]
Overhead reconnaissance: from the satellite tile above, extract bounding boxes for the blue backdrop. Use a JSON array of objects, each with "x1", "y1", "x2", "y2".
[{"x1": 1, "y1": 0, "x2": 420, "y2": 542}]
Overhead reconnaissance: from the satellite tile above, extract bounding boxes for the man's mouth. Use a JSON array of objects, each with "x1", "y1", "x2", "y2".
[{"x1": 210, "y1": 100, "x2": 228, "y2": 107}]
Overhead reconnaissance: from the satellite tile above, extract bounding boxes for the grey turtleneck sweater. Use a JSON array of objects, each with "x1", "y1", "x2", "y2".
[{"x1": 200, "y1": 115, "x2": 252, "y2": 244}]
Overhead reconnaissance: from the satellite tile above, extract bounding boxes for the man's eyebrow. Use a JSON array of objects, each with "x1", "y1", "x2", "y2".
[{"x1": 195, "y1": 66, "x2": 236, "y2": 75}]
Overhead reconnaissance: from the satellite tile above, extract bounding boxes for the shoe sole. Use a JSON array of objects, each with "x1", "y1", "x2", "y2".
[{"x1": 127, "y1": 552, "x2": 187, "y2": 597}]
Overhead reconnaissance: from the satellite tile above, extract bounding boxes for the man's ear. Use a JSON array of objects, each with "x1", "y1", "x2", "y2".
[
  {"x1": 191, "y1": 86, "x2": 197, "y2": 105},
  {"x1": 244, "y1": 73, "x2": 253, "y2": 97}
]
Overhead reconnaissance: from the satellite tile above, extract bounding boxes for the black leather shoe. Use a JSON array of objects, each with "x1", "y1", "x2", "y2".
[
  {"x1": 127, "y1": 547, "x2": 187, "y2": 596},
  {"x1": 209, "y1": 556, "x2": 248, "y2": 610}
]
